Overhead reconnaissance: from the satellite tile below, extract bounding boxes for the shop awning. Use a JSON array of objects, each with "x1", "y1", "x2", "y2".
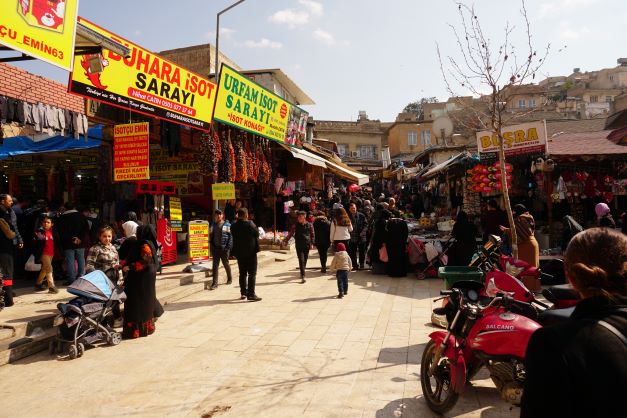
[
  {"x1": 420, "y1": 152, "x2": 467, "y2": 180},
  {"x1": 324, "y1": 159, "x2": 370, "y2": 185},
  {"x1": 283, "y1": 145, "x2": 328, "y2": 168},
  {"x1": 547, "y1": 130, "x2": 626, "y2": 157},
  {"x1": 0, "y1": 126, "x2": 103, "y2": 160}
]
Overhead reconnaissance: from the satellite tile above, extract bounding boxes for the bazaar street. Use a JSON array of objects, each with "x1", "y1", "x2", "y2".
[{"x1": 0, "y1": 251, "x2": 512, "y2": 418}]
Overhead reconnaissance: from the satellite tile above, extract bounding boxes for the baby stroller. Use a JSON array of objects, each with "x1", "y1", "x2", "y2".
[{"x1": 50, "y1": 270, "x2": 126, "y2": 359}]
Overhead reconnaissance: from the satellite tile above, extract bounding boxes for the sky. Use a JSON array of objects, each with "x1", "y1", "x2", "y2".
[{"x1": 4, "y1": 0, "x2": 627, "y2": 122}]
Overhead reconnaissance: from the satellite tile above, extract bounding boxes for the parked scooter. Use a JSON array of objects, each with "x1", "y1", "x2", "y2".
[{"x1": 421, "y1": 287, "x2": 541, "y2": 414}]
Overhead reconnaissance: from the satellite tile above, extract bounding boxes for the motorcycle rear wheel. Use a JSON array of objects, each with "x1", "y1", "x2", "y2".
[{"x1": 420, "y1": 340, "x2": 459, "y2": 414}]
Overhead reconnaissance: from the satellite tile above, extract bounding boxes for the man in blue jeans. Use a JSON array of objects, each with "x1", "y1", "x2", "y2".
[{"x1": 57, "y1": 202, "x2": 89, "y2": 285}]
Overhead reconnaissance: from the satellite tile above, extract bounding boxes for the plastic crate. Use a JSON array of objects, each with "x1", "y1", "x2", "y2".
[{"x1": 438, "y1": 266, "x2": 484, "y2": 289}]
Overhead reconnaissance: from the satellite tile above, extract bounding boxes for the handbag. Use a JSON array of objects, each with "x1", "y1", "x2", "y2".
[
  {"x1": 379, "y1": 244, "x2": 389, "y2": 263},
  {"x1": 25, "y1": 254, "x2": 41, "y2": 272}
]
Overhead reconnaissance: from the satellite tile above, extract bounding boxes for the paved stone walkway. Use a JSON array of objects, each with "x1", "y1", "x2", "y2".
[{"x1": 0, "y1": 251, "x2": 516, "y2": 418}]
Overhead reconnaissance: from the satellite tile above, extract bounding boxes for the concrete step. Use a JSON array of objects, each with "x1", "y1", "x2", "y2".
[
  {"x1": 0, "y1": 326, "x2": 56, "y2": 366},
  {"x1": 159, "y1": 281, "x2": 209, "y2": 305},
  {"x1": 155, "y1": 274, "x2": 195, "y2": 293}
]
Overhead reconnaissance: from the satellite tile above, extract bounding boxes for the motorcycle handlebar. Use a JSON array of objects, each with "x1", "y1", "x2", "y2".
[{"x1": 440, "y1": 290, "x2": 454, "y2": 296}]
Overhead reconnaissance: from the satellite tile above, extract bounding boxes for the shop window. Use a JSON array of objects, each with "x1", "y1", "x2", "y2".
[
  {"x1": 518, "y1": 99, "x2": 526, "y2": 109},
  {"x1": 528, "y1": 99, "x2": 536, "y2": 108},
  {"x1": 337, "y1": 144, "x2": 347, "y2": 156},
  {"x1": 359, "y1": 145, "x2": 376, "y2": 159},
  {"x1": 606, "y1": 96, "x2": 613, "y2": 103},
  {"x1": 421, "y1": 130, "x2": 431, "y2": 146},
  {"x1": 590, "y1": 95, "x2": 598, "y2": 103},
  {"x1": 408, "y1": 131, "x2": 418, "y2": 146}
]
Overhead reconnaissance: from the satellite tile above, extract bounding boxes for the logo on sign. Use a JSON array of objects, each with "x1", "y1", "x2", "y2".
[{"x1": 280, "y1": 103, "x2": 288, "y2": 119}]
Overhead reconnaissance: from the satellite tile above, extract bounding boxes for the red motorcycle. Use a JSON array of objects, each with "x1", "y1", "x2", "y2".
[{"x1": 421, "y1": 287, "x2": 540, "y2": 414}]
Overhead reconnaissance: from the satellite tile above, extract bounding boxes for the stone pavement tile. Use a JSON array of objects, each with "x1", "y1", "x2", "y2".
[
  {"x1": 317, "y1": 332, "x2": 347, "y2": 350},
  {"x1": 368, "y1": 372, "x2": 407, "y2": 402},
  {"x1": 285, "y1": 339, "x2": 319, "y2": 357},
  {"x1": 211, "y1": 326, "x2": 253, "y2": 341},
  {"x1": 326, "y1": 321, "x2": 355, "y2": 335},
  {"x1": 337, "y1": 340, "x2": 369, "y2": 361},
  {"x1": 301, "y1": 324, "x2": 330, "y2": 339},
  {"x1": 314, "y1": 313, "x2": 340, "y2": 326},
  {"x1": 346, "y1": 327, "x2": 375, "y2": 342},
  {"x1": 354, "y1": 314, "x2": 379, "y2": 328},
  {"x1": 307, "y1": 381, "x2": 354, "y2": 407},
  {"x1": 268, "y1": 330, "x2": 302, "y2": 346},
  {"x1": 176, "y1": 331, "x2": 214, "y2": 348},
  {"x1": 385, "y1": 321, "x2": 411, "y2": 337},
  {"x1": 222, "y1": 335, "x2": 261, "y2": 352}
]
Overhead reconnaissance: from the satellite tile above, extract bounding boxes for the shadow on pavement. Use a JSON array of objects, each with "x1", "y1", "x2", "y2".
[
  {"x1": 163, "y1": 298, "x2": 244, "y2": 311},
  {"x1": 291, "y1": 296, "x2": 338, "y2": 303}
]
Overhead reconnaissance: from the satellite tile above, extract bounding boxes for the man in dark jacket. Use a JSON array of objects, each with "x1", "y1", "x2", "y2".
[
  {"x1": 209, "y1": 209, "x2": 233, "y2": 290},
  {"x1": 283, "y1": 211, "x2": 315, "y2": 283},
  {"x1": 57, "y1": 202, "x2": 89, "y2": 285},
  {"x1": 313, "y1": 211, "x2": 331, "y2": 273},
  {"x1": 230, "y1": 208, "x2": 261, "y2": 301},
  {"x1": 0, "y1": 194, "x2": 22, "y2": 308},
  {"x1": 348, "y1": 203, "x2": 367, "y2": 270}
]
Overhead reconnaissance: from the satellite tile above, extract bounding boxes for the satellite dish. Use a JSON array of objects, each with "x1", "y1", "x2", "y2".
[{"x1": 433, "y1": 116, "x2": 453, "y2": 139}]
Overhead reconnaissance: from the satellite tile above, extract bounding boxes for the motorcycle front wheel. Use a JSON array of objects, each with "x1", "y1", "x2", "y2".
[{"x1": 420, "y1": 339, "x2": 459, "y2": 414}]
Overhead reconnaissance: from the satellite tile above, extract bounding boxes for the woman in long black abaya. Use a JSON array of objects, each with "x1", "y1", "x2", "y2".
[
  {"x1": 367, "y1": 207, "x2": 391, "y2": 274},
  {"x1": 385, "y1": 217, "x2": 409, "y2": 277},
  {"x1": 120, "y1": 225, "x2": 157, "y2": 339}
]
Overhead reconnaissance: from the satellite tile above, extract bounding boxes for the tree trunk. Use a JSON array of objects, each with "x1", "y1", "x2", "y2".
[{"x1": 497, "y1": 133, "x2": 518, "y2": 259}]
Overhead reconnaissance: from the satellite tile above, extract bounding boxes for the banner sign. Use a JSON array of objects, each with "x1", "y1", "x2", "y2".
[
  {"x1": 169, "y1": 196, "x2": 182, "y2": 232},
  {"x1": 113, "y1": 122, "x2": 149, "y2": 181},
  {"x1": 477, "y1": 120, "x2": 547, "y2": 156},
  {"x1": 212, "y1": 183, "x2": 235, "y2": 200},
  {"x1": 213, "y1": 64, "x2": 308, "y2": 146},
  {"x1": 69, "y1": 17, "x2": 217, "y2": 131},
  {"x1": 0, "y1": 0, "x2": 80, "y2": 71},
  {"x1": 149, "y1": 147, "x2": 203, "y2": 196},
  {"x1": 188, "y1": 221, "x2": 209, "y2": 263}
]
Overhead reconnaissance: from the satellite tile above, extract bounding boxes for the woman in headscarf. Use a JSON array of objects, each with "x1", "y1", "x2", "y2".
[
  {"x1": 120, "y1": 224, "x2": 157, "y2": 339},
  {"x1": 367, "y1": 205, "x2": 392, "y2": 274},
  {"x1": 500, "y1": 204, "x2": 539, "y2": 267},
  {"x1": 595, "y1": 202, "x2": 616, "y2": 228},
  {"x1": 448, "y1": 211, "x2": 479, "y2": 266}
]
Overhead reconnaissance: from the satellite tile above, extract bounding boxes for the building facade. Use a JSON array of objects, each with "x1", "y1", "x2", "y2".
[
  {"x1": 313, "y1": 111, "x2": 387, "y2": 164},
  {"x1": 385, "y1": 112, "x2": 434, "y2": 159}
]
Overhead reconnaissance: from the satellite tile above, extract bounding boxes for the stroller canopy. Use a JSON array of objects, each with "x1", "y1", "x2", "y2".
[{"x1": 68, "y1": 270, "x2": 125, "y2": 302}]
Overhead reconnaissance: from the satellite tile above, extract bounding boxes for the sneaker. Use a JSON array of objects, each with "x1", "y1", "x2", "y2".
[
  {"x1": 247, "y1": 295, "x2": 262, "y2": 302},
  {"x1": 48, "y1": 287, "x2": 59, "y2": 294},
  {"x1": 337, "y1": 293, "x2": 344, "y2": 299},
  {"x1": 226, "y1": 279, "x2": 232, "y2": 285},
  {"x1": 34, "y1": 284, "x2": 45, "y2": 291},
  {"x1": 344, "y1": 290, "x2": 348, "y2": 295},
  {"x1": 209, "y1": 284, "x2": 218, "y2": 290},
  {"x1": 240, "y1": 294, "x2": 247, "y2": 300},
  {"x1": 301, "y1": 276, "x2": 306, "y2": 284}
]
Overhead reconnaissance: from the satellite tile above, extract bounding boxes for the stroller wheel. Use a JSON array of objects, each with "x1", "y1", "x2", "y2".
[
  {"x1": 68, "y1": 345, "x2": 78, "y2": 360},
  {"x1": 108, "y1": 332, "x2": 122, "y2": 346},
  {"x1": 77, "y1": 343, "x2": 85, "y2": 358}
]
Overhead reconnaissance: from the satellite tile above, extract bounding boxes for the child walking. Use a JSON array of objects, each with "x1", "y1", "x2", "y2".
[
  {"x1": 34, "y1": 216, "x2": 59, "y2": 294},
  {"x1": 330, "y1": 242, "x2": 352, "y2": 299}
]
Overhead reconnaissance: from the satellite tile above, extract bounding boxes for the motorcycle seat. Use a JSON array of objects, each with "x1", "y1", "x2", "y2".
[
  {"x1": 538, "y1": 306, "x2": 576, "y2": 326},
  {"x1": 545, "y1": 283, "x2": 580, "y2": 301}
]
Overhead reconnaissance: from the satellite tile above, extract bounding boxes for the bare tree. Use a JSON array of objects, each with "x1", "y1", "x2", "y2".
[{"x1": 437, "y1": 0, "x2": 549, "y2": 257}]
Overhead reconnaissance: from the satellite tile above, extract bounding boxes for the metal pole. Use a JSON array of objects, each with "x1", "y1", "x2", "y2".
[{"x1": 214, "y1": 0, "x2": 246, "y2": 83}]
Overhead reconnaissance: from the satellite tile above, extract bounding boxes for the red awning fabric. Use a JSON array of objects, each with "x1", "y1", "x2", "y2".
[{"x1": 547, "y1": 130, "x2": 626, "y2": 157}]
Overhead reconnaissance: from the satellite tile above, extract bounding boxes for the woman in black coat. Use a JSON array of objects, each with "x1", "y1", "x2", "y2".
[
  {"x1": 521, "y1": 228, "x2": 627, "y2": 418},
  {"x1": 385, "y1": 217, "x2": 408, "y2": 277},
  {"x1": 448, "y1": 211, "x2": 478, "y2": 266},
  {"x1": 313, "y1": 211, "x2": 331, "y2": 273},
  {"x1": 120, "y1": 224, "x2": 158, "y2": 339},
  {"x1": 368, "y1": 206, "x2": 391, "y2": 273}
]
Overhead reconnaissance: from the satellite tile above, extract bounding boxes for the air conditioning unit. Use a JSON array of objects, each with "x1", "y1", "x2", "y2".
[{"x1": 351, "y1": 151, "x2": 360, "y2": 158}]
